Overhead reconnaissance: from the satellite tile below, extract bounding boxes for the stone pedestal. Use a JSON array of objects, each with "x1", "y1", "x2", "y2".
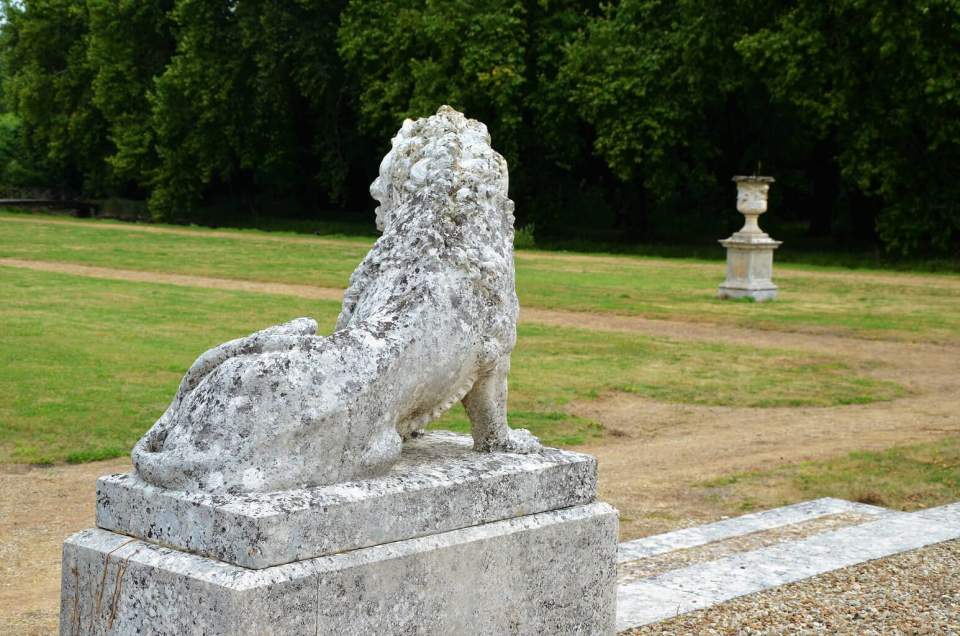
[
  {"x1": 718, "y1": 235, "x2": 782, "y2": 302},
  {"x1": 61, "y1": 432, "x2": 618, "y2": 635},
  {"x1": 718, "y1": 176, "x2": 781, "y2": 302}
]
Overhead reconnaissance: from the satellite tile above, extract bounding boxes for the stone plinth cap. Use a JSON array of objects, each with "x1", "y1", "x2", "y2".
[
  {"x1": 732, "y1": 175, "x2": 775, "y2": 183},
  {"x1": 96, "y1": 431, "x2": 597, "y2": 569},
  {"x1": 719, "y1": 236, "x2": 783, "y2": 248}
]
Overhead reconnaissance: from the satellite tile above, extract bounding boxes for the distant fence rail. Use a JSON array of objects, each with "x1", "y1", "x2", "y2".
[{"x1": 0, "y1": 199, "x2": 100, "y2": 216}]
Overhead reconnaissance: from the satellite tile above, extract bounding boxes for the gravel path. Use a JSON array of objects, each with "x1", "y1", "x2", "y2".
[{"x1": 623, "y1": 539, "x2": 960, "y2": 635}]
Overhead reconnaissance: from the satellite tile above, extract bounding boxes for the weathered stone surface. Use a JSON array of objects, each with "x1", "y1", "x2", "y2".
[
  {"x1": 63, "y1": 503, "x2": 618, "y2": 636},
  {"x1": 718, "y1": 176, "x2": 781, "y2": 302},
  {"x1": 717, "y1": 242, "x2": 780, "y2": 301},
  {"x1": 131, "y1": 106, "x2": 539, "y2": 495},
  {"x1": 97, "y1": 431, "x2": 597, "y2": 568}
]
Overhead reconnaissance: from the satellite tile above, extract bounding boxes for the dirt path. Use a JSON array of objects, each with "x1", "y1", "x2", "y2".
[
  {"x1": 4, "y1": 214, "x2": 959, "y2": 288},
  {"x1": 0, "y1": 459, "x2": 130, "y2": 635},
  {"x1": 1, "y1": 256, "x2": 959, "y2": 633},
  {"x1": 0, "y1": 213, "x2": 374, "y2": 249},
  {"x1": 0, "y1": 258, "x2": 344, "y2": 301},
  {"x1": 4, "y1": 257, "x2": 957, "y2": 343},
  {"x1": 569, "y1": 315, "x2": 960, "y2": 539},
  {"x1": 577, "y1": 393, "x2": 958, "y2": 536}
]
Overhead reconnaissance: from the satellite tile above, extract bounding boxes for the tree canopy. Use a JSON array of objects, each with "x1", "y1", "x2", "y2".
[{"x1": 0, "y1": 0, "x2": 957, "y2": 254}]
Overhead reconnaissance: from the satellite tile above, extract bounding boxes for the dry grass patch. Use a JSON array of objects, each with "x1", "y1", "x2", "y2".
[{"x1": 700, "y1": 438, "x2": 960, "y2": 513}]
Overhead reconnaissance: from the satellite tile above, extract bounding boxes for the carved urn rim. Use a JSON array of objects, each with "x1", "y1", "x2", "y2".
[{"x1": 732, "y1": 175, "x2": 775, "y2": 183}]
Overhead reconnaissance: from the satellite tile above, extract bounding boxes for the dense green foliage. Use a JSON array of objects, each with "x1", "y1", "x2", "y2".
[
  {"x1": 87, "y1": 0, "x2": 173, "y2": 193},
  {"x1": 338, "y1": 0, "x2": 610, "y2": 230},
  {"x1": 0, "y1": 0, "x2": 957, "y2": 253},
  {"x1": 148, "y1": 0, "x2": 363, "y2": 219},
  {"x1": 737, "y1": 1, "x2": 960, "y2": 253},
  {"x1": 0, "y1": 0, "x2": 110, "y2": 192}
]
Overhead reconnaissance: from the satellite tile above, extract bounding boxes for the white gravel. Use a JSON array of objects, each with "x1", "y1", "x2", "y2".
[{"x1": 623, "y1": 539, "x2": 960, "y2": 635}]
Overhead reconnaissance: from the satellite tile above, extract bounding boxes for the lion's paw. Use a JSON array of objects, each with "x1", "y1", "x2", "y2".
[{"x1": 489, "y1": 428, "x2": 542, "y2": 454}]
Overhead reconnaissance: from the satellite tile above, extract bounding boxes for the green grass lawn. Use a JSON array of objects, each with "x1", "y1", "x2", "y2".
[
  {"x1": 3, "y1": 211, "x2": 959, "y2": 342},
  {"x1": 0, "y1": 266, "x2": 902, "y2": 464},
  {"x1": 3, "y1": 211, "x2": 956, "y2": 516}
]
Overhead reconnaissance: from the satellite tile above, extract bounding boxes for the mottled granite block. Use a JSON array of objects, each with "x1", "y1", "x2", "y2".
[
  {"x1": 63, "y1": 503, "x2": 618, "y2": 636},
  {"x1": 97, "y1": 432, "x2": 597, "y2": 569}
]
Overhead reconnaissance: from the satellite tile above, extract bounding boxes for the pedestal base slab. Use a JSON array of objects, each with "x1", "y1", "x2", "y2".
[
  {"x1": 717, "y1": 283, "x2": 778, "y2": 302},
  {"x1": 61, "y1": 503, "x2": 617, "y2": 635}
]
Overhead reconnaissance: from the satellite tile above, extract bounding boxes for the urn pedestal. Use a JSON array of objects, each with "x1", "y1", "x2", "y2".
[
  {"x1": 718, "y1": 176, "x2": 782, "y2": 302},
  {"x1": 60, "y1": 432, "x2": 618, "y2": 635}
]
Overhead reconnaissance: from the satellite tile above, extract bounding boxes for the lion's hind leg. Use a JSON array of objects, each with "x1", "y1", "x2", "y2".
[
  {"x1": 355, "y1": 424, "x2": 403, "y2": 479},
  {"x1": 462, "y1": 357, "x2": 541, "y2": 454}
]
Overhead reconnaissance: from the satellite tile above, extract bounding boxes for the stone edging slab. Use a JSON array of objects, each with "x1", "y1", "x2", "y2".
[
  {"x1": 617, "y1": 497, "x2": 893, "y2": 563},
  {"x1": 616, "y1": 500, "x2": 960, "y2": 631}
]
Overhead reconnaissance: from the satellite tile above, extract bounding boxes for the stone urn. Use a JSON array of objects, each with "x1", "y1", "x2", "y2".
[
  {"x1": 733, "y1": 176, "x2": 773, "y2": 237},
  {"x1": 718, "y1": 176, "x2": 782, "y2": 301}
]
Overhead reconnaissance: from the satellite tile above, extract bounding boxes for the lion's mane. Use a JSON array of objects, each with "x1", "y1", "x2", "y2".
[{"x1": 336, "y1": 106, "x2": 518, "y2": 363}]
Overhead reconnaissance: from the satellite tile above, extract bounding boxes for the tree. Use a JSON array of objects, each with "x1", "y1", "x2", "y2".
[
  {"x1": 339, "y1": 0, "x2": 608, "y2": 230},
  {"x1": 563, "y1": 0, "x2": 959, "y2": 251},
  {"x1": 737, "y1": 0, "x2": 960, "y2": 253},
  {"x1": 86, "y1": 0, "x2": 175, "y2": 195},
  {"x1": 0, "y1": 0, "x2": 110, "y2": 193},
  {"x1": 149, "y1": 0, "x2": 354, "y2": 221},
  {"x1": 339, "y1": 0, "x2": 528, "y2": 165},
  {"x1": 561, "y1": 0, "x2": 828, "y2": 240},
  {"x1": 0, "y1": 0, "x2": 955, "y2": 252}
]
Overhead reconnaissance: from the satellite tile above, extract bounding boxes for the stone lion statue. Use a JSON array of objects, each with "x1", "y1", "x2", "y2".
[{"x1": 132, "y1": 106, "x2": 540, "y2": 494}]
